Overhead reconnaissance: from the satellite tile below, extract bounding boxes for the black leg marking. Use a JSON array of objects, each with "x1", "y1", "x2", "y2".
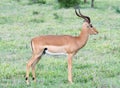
[
  {"x1": 43, "y1": 48, "x2": 47, "y2": 54},
  {"x1": 25, "y1": 77, "x2": 28, "y2": 80},
  {"x1": 32, "y1": 77, "x2": 35, "y2": 80}
]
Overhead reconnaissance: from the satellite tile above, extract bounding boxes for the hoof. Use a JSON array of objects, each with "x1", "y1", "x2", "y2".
[{"x1": 26, "y1": 80, "x2": 29, "y2": 85}]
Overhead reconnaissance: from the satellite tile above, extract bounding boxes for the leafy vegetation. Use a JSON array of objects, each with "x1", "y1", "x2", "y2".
[
  {"x1": 58, "y1": 0, "x2": 81, "y2": 8},
  {"x1": 115, "y1": 7, "x2": 120, "y2": 13},
  {"x1": 0, "y1": 0, "x2": 120, "y2": 88},
  {"x1": 29, "y1": 0, "x2": 46, "y2": 4}
]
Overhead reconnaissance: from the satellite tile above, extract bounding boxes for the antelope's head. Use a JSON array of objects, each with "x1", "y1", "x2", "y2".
[{"x1": 75, "y1": 8, "x2": 98, "y2": 35}]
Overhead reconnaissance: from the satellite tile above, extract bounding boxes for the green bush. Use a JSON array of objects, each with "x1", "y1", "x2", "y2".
[
  {"x1": 115, "y1": 7, "x2": 120, "y2": 13},
  {"x1": 58, "y1": 0, "x2": 81, "y2": 8},
  {"x1": 29, "y1": 0, "x2": 46, "y2": 4}
]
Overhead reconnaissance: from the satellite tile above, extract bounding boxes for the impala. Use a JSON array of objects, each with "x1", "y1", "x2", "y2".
[{"x1": 25, "y1": 8, "x2": 98, "y2": 84}]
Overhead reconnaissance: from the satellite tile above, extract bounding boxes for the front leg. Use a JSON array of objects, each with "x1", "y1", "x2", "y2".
[{"x1": 67, "y1": 54, "x2": 73, "y2": 83}]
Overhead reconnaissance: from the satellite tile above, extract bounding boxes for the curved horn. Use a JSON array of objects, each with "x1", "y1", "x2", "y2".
[
  {"x1": 78, "y1": 9, "x2": 91, "y2": 23},
  {"x1": 75, "y1": 8, "x2": 91, "y2": 23},
  {"x1": 75, "y1": 9, "x2": 84, "y2": 18}
]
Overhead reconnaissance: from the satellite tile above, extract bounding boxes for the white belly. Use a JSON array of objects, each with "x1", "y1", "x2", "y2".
[
  {"x1": 44, "y1": 45, "x2": 67, "y2": 56},
  {"x1": 45, "y1": 50, "x2": 67, "y2": 56}
]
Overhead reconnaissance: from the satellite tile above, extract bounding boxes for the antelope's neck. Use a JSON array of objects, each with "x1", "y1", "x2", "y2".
[{"x1": 77, "y1": 29, "x2": 89, "y2": 48}]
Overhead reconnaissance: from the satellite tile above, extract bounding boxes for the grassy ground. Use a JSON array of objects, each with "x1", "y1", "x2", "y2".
[{"x1": 0, "y1": 0, "x2": 120, "y2": 88}]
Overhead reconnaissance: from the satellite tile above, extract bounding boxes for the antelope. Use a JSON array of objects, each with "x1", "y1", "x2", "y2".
[{"x1": 25, "y1": 8, "x2": 98, "y2": 84}]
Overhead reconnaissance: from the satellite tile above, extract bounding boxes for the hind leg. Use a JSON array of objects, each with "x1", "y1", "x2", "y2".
[
  {"x1": 25, "y1": 54, "x2": 40, "y2": 85},
  {"x1": 31, "y1": 55, "x2": 42, "y2": 82}
]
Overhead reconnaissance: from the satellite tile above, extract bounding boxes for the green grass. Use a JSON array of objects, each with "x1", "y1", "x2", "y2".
[{"x1": 0, "y1": 0, "x2": 120, "y2": 88}]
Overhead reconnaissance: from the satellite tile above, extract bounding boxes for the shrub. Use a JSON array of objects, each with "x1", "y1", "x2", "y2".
[
  {"x1": 58, "y1": 0, "x2": 81, "y2": 8},
  {"x1": 29, "y1": 0, "x2": 46, "y2": 4},
  {"x1": 115, "y1": 7, "x2": 120, "y2": 13}
]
